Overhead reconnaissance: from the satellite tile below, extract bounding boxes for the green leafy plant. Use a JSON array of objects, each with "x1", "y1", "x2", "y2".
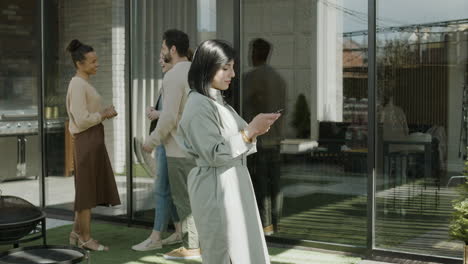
[
  {"x1": 291, "y1": 93, "x2": 311, "y2": 138},
  {"x1": 449, "y1": 157, "x2": 468, "y2": 243}
]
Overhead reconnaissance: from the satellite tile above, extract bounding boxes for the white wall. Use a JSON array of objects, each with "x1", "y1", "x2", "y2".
[
  {"x1": 316, "y1": 0, "x2": 344, "y2": 123},
  {"x1": 242, "y1": 0, "x2": 344, "y2": 139}
]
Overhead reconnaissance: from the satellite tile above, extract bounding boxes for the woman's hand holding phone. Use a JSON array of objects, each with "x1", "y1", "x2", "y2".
[{"x1": 245, "y1": 112, "x2": 281, "y2": 140}]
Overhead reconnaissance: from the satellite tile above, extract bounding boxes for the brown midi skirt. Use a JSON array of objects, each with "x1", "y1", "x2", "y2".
[{"x1": 73, "y1": 123, "x2": 121, "y2": 211}]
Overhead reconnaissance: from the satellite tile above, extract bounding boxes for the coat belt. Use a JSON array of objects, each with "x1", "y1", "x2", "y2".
[{"x1": 195, "y1": 156, "x2": 246, "y2": 168}]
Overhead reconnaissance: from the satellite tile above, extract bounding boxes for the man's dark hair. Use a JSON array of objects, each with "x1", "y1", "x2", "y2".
[
  {"x1": 188, "y1": 40, "x2": 236, "y2": 98},
  {"x1": 66, "y1": 39, "x2": 94, "y2": 68},
  {"x1": 163, "y1": 29, "x2": 189, "y2": 57},
  {"x1": 252, "y1": 38, "x2": 271, "y2": 62}
]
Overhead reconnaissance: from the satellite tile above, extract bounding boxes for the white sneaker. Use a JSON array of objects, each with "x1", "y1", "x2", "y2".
[
  {"x1": 131, "y1": 238, "x2": 162, "y2": 251},
  {"x1": 163, "y1": 247, "x2": 201, "y2": 260},
  {"x1": 162, "y1": 232, "x2": 183, "y2": 245}
]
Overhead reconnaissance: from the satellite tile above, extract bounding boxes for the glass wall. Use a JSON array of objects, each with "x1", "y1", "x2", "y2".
[
  {"x1": 0, "y1": 0, "x2": 41, "y2": 206},
  {"x1": 1, "y1": 0, "x2": 467, "y2": 261},
  {"x1": 42, "y1": 0, "x2": 128, "y2": 217},
  {"x1": 375, "y1": 0, "x2": 468, "y2": 258},
  {"x1": 130, "y1": 0, "x2": 236, "y2": 223},
  {"x1": 240, "y1": 0, "x2": 369, "y2": 246}
]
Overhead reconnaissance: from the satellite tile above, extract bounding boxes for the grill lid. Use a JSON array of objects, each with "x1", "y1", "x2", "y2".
[{"x1": 0, "y1": 195, "x2": 42, "y2": 225}]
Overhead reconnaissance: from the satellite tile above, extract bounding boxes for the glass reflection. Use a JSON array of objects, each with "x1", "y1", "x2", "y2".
[
  {"x1": 43, "y1": 0, "x2": 128, "y2": 217},
  {"x1": 375, "y1": 0, "x2": 468, "y2": 258},
  {"x1": 243, "y1": 38, "x2": 286, "y2": 234},
  {"x1": 241, "y1": 0, "x2": 368, "y2": 246},
  {"x1": 0, "y1": 0, "x2": 41, "y2": 206},
  {"x1": 131, "y1": 0, "x2": 233, "y2": 224}
]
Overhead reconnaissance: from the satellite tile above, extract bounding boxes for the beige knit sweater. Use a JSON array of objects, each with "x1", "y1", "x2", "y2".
[
  {"x1": 66, "y1": 76, "x2": 103, "y2": 135},
  {"x1": 144, "y1": 61, "x2": 191, "y2": 157}
]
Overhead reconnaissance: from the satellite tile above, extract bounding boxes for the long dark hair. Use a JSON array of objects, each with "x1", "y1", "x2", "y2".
[
  {"x1": 66, "y1": 39, "x2": 94, "y2": 68},
  {"x1": 188, "y1": 40, "x2": 235, "y2": 98}
]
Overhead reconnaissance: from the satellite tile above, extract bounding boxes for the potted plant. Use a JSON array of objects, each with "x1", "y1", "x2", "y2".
[
  {"x1": 45, "y1": 95, "x2": 61, "y2": 119},
  {"x1": 449, "y1": 159, "x2": 468, "y2": 263}
]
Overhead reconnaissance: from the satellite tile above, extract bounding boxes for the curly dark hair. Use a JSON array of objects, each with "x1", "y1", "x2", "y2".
[{"x1": 66, "y1": 39, "x2": 94, "y2": 68}]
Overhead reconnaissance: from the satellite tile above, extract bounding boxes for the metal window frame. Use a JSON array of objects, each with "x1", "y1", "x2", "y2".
[
  {"x1": 39, "y1": 0, "x2": 46, "y2": 209},
  {"x1": 367, "y1": 0, "x2": 377, "y2": 253},
  {"x1": 125, "y1": 0, "x2": 133, "y2": 226},
  {"x1": 233, "y1": 0, "x2": 241, "y2": 112}
]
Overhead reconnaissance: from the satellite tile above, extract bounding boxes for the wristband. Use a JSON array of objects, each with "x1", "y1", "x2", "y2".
[{"x1": 240, "y1": 129, "x2": 252, "y2": 143}]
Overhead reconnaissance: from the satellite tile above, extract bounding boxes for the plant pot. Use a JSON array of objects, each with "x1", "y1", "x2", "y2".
[{"x1": 465, "y1": 243, "x2": 468, "y2": 264}]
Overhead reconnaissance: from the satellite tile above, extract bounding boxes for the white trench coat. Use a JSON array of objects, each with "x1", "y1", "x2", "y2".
[{"x1": 177, "y1": 90, "x2": 270, "y2": 264}]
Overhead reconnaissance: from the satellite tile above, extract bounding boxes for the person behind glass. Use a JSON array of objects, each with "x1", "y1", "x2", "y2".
[
  {"x1": 177, "y1": 39, "x2": 281, "y2": 264},
  {"x1": 378, "y1": 85, "x2": 410, "y2": 154},
  {"x1": 243, "y1": 38, "x2": 286, "y2": 235},
  {"x1": 142, "y1": 29, "x2": 201, "y2": 259},
  {"x1": 132, "y1": 50, "x2": 192, "y2": 251},
  {"x1": 65, "y1": 39, "x2": 121, "y2": 251},
  {"x1": 378, "y1": 86, "x2": 409, "y2": 141}
]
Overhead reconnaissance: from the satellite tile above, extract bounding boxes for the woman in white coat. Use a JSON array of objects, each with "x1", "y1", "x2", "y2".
[{"x1": 176, "y1": 40, "x2": 281, "y2": 264}]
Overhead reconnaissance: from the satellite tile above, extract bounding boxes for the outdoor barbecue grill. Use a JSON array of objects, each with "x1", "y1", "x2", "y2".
[
  {"x1": 0, "y1": 245, "x2": 87, "y2": 264},
  {"x1": 0, "y1": 192, "x2": 89, "y2": 264},
  {"x1": 0, "y1": 111, "x2": 39, "y2": 182},
  {"x1": 0, "y1": 192, "x2": 46, "y2": 247}
]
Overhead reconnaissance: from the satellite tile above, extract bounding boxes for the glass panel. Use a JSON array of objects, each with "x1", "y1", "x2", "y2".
[
  {"x1": 131, "y1": 0, "x2": 235, "y2": 223},
  {"x1": 0, "y1": 0, "x2": 41, "y2": 206},
  {"x1": 375, "y1": 0, "x2": 468, "y2": 258},
  {"x1": 43, "y1": 0, "x2": 128, "y2": 217},
  {"x1": 240, "y1": 0, "x2": 368, "y2": 246}
]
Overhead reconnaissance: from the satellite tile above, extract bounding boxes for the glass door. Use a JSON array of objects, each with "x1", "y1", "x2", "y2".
[
  {"x1": 0, "y1": 0, "x2": 41, "y2": 206},
  {"x1": 130, "y1": 0, "x2": 236, "y2": 224},
  {"x1": 43, "y1": 0, "x2": 128, "y2": 217},
  {"x1": 240, "y1": 0, "x2": 369, "y2": 247},
  {"x1": 374, "y1": 0, "x2": 468, "y2": 258}
]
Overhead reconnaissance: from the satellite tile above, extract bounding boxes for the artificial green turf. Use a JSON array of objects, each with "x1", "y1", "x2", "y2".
[
  {"x1": 115, "y1": 163, "x2": 152, "y2": 177},
  {"x1": 0, "y1": 223, "x2": 361, "y2": 264}
]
